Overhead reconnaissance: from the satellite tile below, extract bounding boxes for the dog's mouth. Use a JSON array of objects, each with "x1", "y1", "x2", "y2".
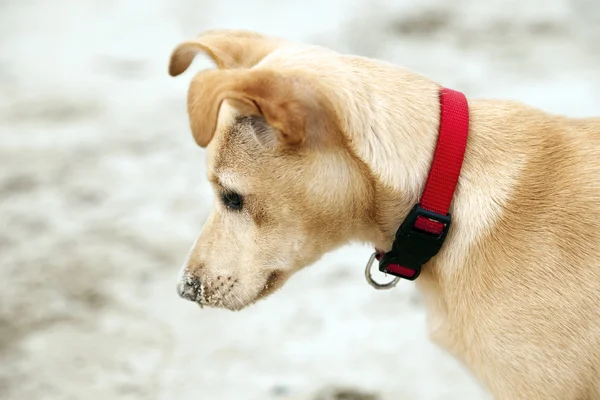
[
  {"x1": 255, "y1": 270, "x2": 286, "y2": 301},
  {"x1": 178, "y1": 268, "x2": 289, "y2": 311}
]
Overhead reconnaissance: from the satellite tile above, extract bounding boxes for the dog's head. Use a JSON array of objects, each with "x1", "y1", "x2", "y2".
[{"x1": 169, "y1": 30, "x2": 378, "y2": 310}]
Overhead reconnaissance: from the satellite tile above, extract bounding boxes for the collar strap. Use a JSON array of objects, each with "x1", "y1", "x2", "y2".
[{"x1": 377, "y1": 87, "x2": 469, "y2": 280}]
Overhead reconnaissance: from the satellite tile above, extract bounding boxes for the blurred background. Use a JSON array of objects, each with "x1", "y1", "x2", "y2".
[{"x1": 0, "y1": 0, "x2": 598, "y2": 399}]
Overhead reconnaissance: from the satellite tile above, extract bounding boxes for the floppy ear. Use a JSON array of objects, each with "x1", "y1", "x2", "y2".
[
  {"x1": 187, "y1": 68, "x2": 336, "y2": 148},
  {"x1": 169, "y1": 29, "x2": 285, "y2": 75}
]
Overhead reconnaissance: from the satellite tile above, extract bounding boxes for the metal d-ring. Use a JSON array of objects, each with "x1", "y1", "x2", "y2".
[{"x1": 364, "y1": 252, "x2": 400, "y2": 290}]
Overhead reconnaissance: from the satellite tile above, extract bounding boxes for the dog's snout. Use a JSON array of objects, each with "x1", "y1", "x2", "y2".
[{"x1": 177, "y1": 275, "x2": 202, "y2": 303}]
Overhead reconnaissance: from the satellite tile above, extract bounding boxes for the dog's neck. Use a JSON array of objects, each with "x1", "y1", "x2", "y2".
[
  {"x1": 335, "y1": 61, "x2": 443, "y2": 250},
  {"x1": 336, "y1": 60, "x2": 520, "y2": 278}
]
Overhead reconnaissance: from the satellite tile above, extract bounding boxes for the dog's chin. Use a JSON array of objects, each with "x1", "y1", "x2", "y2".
[
  {"x1": 200, "y1": 294, "x2": 266, "y2": 312},
  {"x1": 194, "y1": 298, "x2": 248, "y2": 312},
  {"x1": 217, "y1": 302, "x2": 247, "y2": 312}
]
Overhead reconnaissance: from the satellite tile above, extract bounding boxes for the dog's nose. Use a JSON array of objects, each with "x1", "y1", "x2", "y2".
[{"x1": 177, "y1": 276, "x2": 202, "y2": 302}]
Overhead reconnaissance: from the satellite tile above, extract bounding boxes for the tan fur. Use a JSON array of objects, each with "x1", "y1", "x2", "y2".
[
  {"x1": 169, "y1": 30, "x2": 600, "y2": 399},
  {"x1": 183, "y1": 68, "x2": 339, "y2": 147}
]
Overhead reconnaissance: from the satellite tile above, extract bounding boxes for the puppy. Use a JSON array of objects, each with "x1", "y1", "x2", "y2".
[{"x1": 168, "y1": 30, "x2": 600, "y2": 399}]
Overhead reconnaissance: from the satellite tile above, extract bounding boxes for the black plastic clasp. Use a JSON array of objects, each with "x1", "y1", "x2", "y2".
[{"x1": 378, "y1": 204, "x2": 451, "y2": 280}]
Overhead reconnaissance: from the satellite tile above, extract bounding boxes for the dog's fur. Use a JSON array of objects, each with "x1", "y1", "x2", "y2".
[{"x1": 169, "y1": 30, "x2": 600, "y2": 399}]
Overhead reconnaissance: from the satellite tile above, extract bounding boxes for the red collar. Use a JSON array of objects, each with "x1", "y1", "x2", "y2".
[{"x1": 376, "y1": 87, "x2": 469, "y2": 280}]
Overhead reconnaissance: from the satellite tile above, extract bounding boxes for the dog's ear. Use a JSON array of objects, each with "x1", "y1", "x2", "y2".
[
  {"x1": 187, "y1": 68, "x2": 337, "y2": 148},
  {"x1": 169, "y1": 30, "x2": 284, "y2": 76}
]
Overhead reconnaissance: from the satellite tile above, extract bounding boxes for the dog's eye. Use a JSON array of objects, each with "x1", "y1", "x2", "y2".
[{"x1": 221, "y1": 191, "x2": 243, "y2": 211}]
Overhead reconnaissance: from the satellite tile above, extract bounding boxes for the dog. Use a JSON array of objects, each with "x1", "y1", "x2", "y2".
[{"x1": 168, "y1": 29, "x2": 600, "y2": 399}]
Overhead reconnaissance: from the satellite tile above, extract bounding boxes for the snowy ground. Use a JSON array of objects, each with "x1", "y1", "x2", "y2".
[{"x1": 1, "y1": 0, "x2": 599, "y2": 399}]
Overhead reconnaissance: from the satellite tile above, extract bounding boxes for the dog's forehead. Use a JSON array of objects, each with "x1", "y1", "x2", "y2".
[{"x1": 207, "y1": 114, "x2": 272, "y2": 183}]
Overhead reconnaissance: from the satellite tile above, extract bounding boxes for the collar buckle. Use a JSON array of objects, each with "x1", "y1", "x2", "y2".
[{"x1": 378, "y1": 204, "x2": 452, "y2": 281}]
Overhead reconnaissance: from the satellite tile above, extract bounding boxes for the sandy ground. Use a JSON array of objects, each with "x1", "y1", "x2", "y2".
[{"x1": 0, "y1": 0, "x2": 599, "y2": 399}]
